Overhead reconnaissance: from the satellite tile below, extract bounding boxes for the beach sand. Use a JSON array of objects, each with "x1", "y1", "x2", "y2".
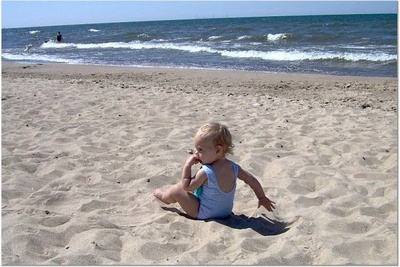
[{"x1": 2, "y1": 61, "x2": 397, "y2": 265}]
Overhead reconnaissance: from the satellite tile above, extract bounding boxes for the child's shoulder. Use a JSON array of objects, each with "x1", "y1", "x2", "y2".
[
  {"x1": 226, "y1": 159, "x2": 239, "y2": 168},
  {"x1": 217, "y1": 159, "x2": 240, "y2": 174}
]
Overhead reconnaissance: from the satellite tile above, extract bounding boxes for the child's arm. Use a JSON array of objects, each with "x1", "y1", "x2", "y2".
[
  {"x1": 181, "y1": 155, "x2": 207, "y2": 191},
  {"x1": 237, "y1": 166, "x2": 276, "y2": 212}
]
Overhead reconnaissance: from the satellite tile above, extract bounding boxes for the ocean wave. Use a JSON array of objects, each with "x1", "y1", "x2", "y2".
[
  {"x1": 89, "y1": 29, "x2": 100, "y2": 32},
  {"x1": 40, "y1": 41, "x2": 217, "y2": 53},
  {"x1": 340, "y1": 44, "x2": 397, "y2": 50},
  {"x1": 237, "y1": 33, "x2": 291, "y2": 42},
  {"x1": 1, "y1": 53, "x2": 82, "y2": 64},
  {"x1": 237, "y1": 35, "x2": 250, "y2": 40},
  {"x1": 29, "y1": 30, "x2": 40, "y2": 34},
  {"x1": 219, "y1": 49, "x2": 397, "y2": 62},
  {"x1": 267, "y1": 33, "x2": 289, "y2": 41},
  {"x1": 208, "y1": 35, "x2": 223, "y2": 40},
  {"x1": 337, "y1": 52, "x2": 397, "y2": 62},
  {"x1": 38, "y1": 41, "x2": 397, "y2": 62},
  {"x1": 138, "y1": 33, "x2": 151, "y2": 39},
  {"x1": 41, "y1": 42, "x2": 75, "y2": 49}
]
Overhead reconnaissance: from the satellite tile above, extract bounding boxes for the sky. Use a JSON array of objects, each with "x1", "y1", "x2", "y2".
[{"x1": 1, "y1": 1, "x2": 398, "y2": 28}]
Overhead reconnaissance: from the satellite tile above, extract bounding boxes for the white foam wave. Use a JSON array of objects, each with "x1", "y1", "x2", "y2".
[
  {"x1": 208, "y1": 36, "x2": 223, "y2": 40},
  {"x1": 340, "y1": 44, "x2": 397, "y2": 50},
  {"x1": 339, "y1": 52, "x2": 397, "y2": 62},
  {"x1": 89, "y1": 29, "x2": 100, "y2": 32},
  {"x1": 1, "y1": 53, "x2": 82, "y2": 64},
  {"x1": 138, "y1": 33, "x2": 150, "y2": 38},
  {"x1": 267, "y1": 33, "x2": 288, "y2": 41},
  {"x1": 41, "y1": 42, "x2": 75, "y2": 48},
  {"x1": 39, "y1": 41, "x2": 397, "y2": 62},
  {"x1": 218, "y1": 49, "x2": 397, "y2": 62},
  {"x1": 237, "y1": 33, "x2": 289, "y2": 41},
  {"x1": 29, "y1": 30, "x2": 40, "y2": 34},
  {"x1": 161, "y1": 44, "x2": 215, "y2": 54},
  {"x1": 40, "y1": 41, "x2": 216, "y2": 53},
  {"x1": 237, "y1": 35, "x2": 250, "y2": 40}
]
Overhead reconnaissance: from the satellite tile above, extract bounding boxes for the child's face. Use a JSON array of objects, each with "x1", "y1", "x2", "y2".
[{"x1": 194, "y1": 135, "x2": 219, "y2": 164}]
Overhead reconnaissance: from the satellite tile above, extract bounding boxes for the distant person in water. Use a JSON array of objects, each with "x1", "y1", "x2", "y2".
[{"x1": 56, "y1": 32, "x2": 63, "y2": 42}]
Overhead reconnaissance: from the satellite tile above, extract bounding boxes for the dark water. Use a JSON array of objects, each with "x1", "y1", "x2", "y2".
[{"x1": 2, "y1": 14, "x2": 397, "y2": 77}]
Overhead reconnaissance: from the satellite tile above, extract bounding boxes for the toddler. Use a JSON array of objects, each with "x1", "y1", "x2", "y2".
[{"x1": 153, "y1": 122, "x2": 275, "y2": 219}]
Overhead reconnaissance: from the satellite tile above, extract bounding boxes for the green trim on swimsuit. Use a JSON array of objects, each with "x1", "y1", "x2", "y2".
[{"x1": 194, "y1": 186, "x2": 202, "y2": 198}]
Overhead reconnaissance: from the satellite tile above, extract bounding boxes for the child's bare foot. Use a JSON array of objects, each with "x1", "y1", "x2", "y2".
[{"x1": 153, "y1": 188, "x2": 168, "y2": 204}]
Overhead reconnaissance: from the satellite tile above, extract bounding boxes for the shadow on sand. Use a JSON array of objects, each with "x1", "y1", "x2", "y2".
[
  {"x1": 210, "y1": 213, "x2": 290, "y2": 236},
  {"x1": 162, "y1": 207, "x2": 290, "y2": 236}
]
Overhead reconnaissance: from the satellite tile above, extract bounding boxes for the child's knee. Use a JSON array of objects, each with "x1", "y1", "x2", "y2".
[{"x1": 171, "y1": 183, "x2": 183, "y2": 194}]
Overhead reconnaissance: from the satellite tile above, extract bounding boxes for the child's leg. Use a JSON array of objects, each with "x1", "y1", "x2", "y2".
[{"x1": 154, "y1": 183, "x2": 199, "y2": 219}]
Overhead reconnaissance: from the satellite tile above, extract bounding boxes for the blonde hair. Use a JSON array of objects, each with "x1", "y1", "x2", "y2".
[{"x1": 196, "y1": 122, "x2": 234, "y2": 155}]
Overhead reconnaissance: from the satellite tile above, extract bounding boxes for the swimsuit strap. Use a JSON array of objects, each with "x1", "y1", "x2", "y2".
[
  {"x1": 231, "y1": 161, "x2": 239, "y2": 177},
  {"x1": 202, "y1": 164, "x2": 216, "y2": 186}
]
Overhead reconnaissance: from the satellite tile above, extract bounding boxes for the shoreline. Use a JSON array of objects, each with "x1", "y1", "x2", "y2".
[
  {"x1": 2, "y1": 60, "x2": 398, "y2": 264},
  {"x1": 3, "y1": 60, "x2": 398, "y2": 80}
]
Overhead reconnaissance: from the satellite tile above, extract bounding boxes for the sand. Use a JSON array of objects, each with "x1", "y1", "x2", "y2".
[{"x1": 1, "y1": 61, "x2": 397, "y2": 265}]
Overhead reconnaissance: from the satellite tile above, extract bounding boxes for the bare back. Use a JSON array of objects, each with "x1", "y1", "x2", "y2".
[{"x1": 211, "y1": 159, "x2": 236, "y2": 193}]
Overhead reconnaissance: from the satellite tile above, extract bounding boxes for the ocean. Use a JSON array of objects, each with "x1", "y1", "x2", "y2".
[{"x1": 2, "y1": 14, "x2": 397, "y2": 77}]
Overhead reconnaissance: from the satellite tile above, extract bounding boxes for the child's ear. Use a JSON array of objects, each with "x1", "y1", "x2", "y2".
[{"x1": 216, "y1": 145, "x2": 223, "y2": 154}]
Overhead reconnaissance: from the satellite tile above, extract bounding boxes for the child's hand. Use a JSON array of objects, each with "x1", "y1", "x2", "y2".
[
  {"x1": 185, "y1": 155, "x2": 201, "y2": 166},
  {"x1": 258, "y1": 196, "x2": 276, "y2": 212}
]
